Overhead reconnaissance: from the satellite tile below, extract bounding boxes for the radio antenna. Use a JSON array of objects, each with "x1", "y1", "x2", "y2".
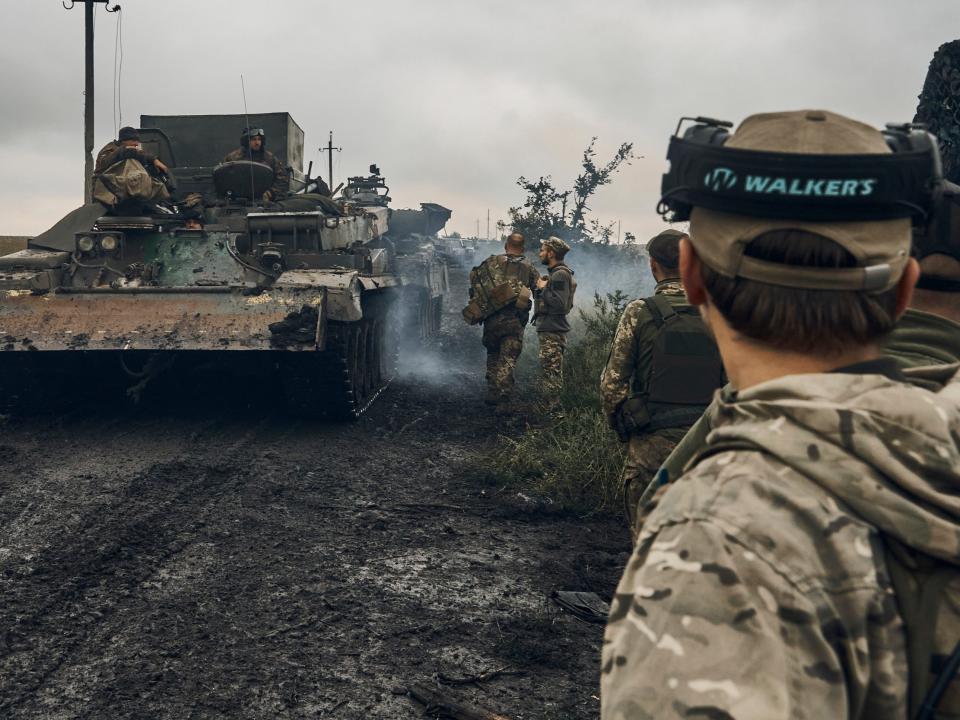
[{"x1": 241, "y1": 74, "x2": 256, "y2": 203}]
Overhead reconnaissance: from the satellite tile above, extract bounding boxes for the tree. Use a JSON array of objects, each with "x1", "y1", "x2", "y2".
[
  {"x1": 569, "y1": 138, "x2": 634, "y2": 232},
  {"x1": 507, "y1": 138, "x2": 633, "y2": 248}
]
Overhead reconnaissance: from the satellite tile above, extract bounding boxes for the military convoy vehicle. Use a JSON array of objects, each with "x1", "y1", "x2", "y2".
[{"x1": 0, "y1": 112, "x2": 449, "y2": 417}]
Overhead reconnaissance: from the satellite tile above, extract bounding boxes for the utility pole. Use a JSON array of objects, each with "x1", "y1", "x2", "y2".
[
  {"x1": 617, "y1": 219, "x2": 621, "y2": 244},
  {"x1": 486, "y1": 209, "x2": 490, "y2": 240},
  {"x1": 476, "y1": 218, "x2": 480, "y2": 239},
  {"x1": 319, "y1": 131, "x2": 341, "y2": 193},
  {"x1": 64, "y1": 0, "x2": 120, "y2": 203}
]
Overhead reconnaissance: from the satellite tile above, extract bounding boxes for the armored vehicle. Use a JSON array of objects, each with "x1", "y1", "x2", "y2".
[{"x1": 0, "y1": 112, "x2": 449, "y2": 417}]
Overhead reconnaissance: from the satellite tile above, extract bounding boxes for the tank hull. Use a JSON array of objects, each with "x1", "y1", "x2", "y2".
[{"x1": 0, "y1": 287, "x2": 325, "y2": 352}]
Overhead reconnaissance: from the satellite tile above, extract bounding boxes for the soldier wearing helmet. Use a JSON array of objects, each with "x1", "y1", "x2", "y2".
[{"x1": 222, "y1": 127, "x2": 289, "y2": 202}]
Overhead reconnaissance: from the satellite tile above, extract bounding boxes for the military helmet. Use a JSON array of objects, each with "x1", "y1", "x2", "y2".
[{"x1": 240, "y1": 126, "x2": 266, "y2": 149}]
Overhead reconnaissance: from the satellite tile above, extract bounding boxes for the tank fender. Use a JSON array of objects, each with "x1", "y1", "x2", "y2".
[{"x1": 275, "y1": 269, "x2": 364, "y2": 322}]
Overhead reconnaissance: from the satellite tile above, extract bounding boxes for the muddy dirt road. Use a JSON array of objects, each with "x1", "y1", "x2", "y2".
[{"x1": 0, "y1": 281, "x2": 627, "y2": 718}]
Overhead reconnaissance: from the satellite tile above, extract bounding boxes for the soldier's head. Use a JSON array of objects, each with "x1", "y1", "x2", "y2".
[
  {"x1": 241, "y1": 127, "x2": 265, "y2": 152},
  {"x1": 117, "y1": 126, "x2": 140, "y2": 148},
  {"x1": 504, "y1": 232, "x2": 525, "y2": 255},
  {"x1": 646, "y1": 229, "x2": 685, "y2": 281},
  {"x1": 539, "y1": 236, "x2": 570, "y2": 266},
  {"x1": 662, "y1": 110, "x2": 935, "y2": 359}
]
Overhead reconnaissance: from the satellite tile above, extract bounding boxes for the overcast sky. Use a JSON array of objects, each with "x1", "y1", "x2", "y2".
[{"x1": 1, "y1": 0, "x2": 957, "y2": 241}]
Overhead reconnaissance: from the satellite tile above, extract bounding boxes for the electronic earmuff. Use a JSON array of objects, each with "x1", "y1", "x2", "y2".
[{"x1": 658, "y1": 117, "x2": 943, "y2": 225}]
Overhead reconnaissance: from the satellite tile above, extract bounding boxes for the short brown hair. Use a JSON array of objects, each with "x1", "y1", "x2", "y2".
[
  {"x1": 505, "y1": 232, "x2": 525, "y2": 251},
  {"x1": 701, "y1": 229, "x2": 899, "y2": 354}
]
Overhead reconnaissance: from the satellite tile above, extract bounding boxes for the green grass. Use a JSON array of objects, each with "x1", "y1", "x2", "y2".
[{"x1": 483, "y1": 292, "x2": 630, "y2": 512}]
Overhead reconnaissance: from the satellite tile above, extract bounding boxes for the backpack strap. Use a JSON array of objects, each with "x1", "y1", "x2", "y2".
[
  {"x1": 643, "y1": 295, "x2": 677, "y2": 329},
  {"x1": 883, "y1": 537, "x2": 959, "y2": 720}
]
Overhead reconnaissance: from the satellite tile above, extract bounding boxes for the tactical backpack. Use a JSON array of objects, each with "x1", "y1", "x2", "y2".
[
  {"x1": 93, "y1": 158, "x2": 170, "y2": 208},
  {"x1": 618, "y1": 294, "x2": 725, "y2": 436},
  {"x1": 462, "y1": 254, "x2": 534, "y2": 325}
]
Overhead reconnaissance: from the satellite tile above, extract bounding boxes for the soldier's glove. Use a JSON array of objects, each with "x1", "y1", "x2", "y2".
[
  {"x1": 607, "y1": 412, "x2": 630, "y2": 443},
  {"x1": 262, "y1": 190, "x2": 274, "y2": 202}
]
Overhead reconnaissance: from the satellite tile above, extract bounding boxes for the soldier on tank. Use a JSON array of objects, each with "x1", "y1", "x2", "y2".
[
  {"x1": 95, "y1": 126, "x2": 169, "y2": 177},
  {"x1": 602, "y1": 110, "x2": 960, "y2": 719},
  {"x1": 600, "y1": 229, "x2": 724, "y2": 541},
  {"x1": 533, "y1": 236, "x2": 575, "y2": 408},
  {"x1": 93, "y1": 126, "x2": 172, "y2": 209},
  {"x1": 221, "y1": 127, "x2": 290, "y2": 202},
  {"x1": 465, "y1": 232, "x2": 539, "y2": 408}
]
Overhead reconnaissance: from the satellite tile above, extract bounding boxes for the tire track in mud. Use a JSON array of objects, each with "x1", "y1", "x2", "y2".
[{"x1": 0, "y1": 424, "x2": 265, "y2": 715}]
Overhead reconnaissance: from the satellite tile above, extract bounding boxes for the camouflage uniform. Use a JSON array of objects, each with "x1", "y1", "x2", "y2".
[
  {"x1": 478, "y1": 254, "x2": 539, "y2": 404},
  {"x1": 600, "y1": 279, "x2": 693, "y2": 534},
  {"x1": 222, "y1": 147, "x2": 289, "y2": 200},
  {"x1": 602, "y1": 362, "x2": 960, "y2": 719},
  {"x1": 95, "y1": 141, "x2": 158, "y2": 175},
  {"x1": 535, "y1": 262, "x2": 575, "y2": 397},
  {"x1": 658, "y1": 307, "x2": 960, "y2": 485}
]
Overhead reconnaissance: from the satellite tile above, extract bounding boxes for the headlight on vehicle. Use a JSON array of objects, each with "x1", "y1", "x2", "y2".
[
  {"x1": 100, "y1": 234, "x2": 120, "y2": 252},
  {"x1": 77, "y1": 235, "x2": 96, "y2": 253}
]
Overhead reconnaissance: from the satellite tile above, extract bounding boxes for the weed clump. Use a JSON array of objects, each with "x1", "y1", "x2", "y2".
[{"x1": 484, "y1": 291, "x2": 630, "y2": 512}]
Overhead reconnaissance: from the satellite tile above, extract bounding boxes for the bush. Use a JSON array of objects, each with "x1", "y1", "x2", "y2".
[{"x1": 483, "y1": 291, "x2": 631, "y2": 512}]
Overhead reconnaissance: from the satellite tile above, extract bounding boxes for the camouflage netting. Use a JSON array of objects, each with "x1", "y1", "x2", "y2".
[{"x1": 915, "y1": 39, "x2": 960, "y2": 184}]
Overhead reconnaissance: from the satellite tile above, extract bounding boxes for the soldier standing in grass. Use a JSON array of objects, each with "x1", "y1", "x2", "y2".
[
  {"x1": 600, "y1": 229, "x2": 724, "y2": 541},
  {"x1": 534, "y1": 237, "x2": 576, "y2": 408}
]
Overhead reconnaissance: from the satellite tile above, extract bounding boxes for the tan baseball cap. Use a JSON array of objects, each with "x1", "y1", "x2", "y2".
[{"x1": 689, "y1": 110, "x2": 912, "y2": 292}]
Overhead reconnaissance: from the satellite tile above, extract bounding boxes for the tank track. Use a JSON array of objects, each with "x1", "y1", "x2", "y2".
[{"x1": 280, "y1": 316, "x2": 395, "y2": 420}]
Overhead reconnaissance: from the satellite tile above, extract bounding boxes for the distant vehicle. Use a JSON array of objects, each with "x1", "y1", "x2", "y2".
[
  {"x1": 0, "y1": 112, "x2": 448, "y2": 417},
  {"x1": 434, "y1": 235, "x2": 477, "y2": 267}
]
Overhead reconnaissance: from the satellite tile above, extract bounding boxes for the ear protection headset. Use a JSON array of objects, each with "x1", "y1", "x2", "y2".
[{"x1": 658, "y1": 116, "x2": 943, "y2": 225}]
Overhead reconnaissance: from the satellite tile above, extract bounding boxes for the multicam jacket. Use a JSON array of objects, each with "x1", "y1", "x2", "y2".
[
  {"x1": 599, "y1": 278, "x2": 687, "y2": 418},
  {"x1": 602, "y1": 362, "x2": 960, "y2": 719},
  {"x1": 222, "y1": 147, "x2": 289, "y2": 199}
]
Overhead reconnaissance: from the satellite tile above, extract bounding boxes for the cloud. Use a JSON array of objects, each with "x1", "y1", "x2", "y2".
[{"x1": 0, "y1": 0, "x2": 957, "y2": 241}]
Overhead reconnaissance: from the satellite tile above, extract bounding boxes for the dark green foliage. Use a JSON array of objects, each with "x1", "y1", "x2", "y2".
[
  {"x1": 508, "y1": 138, "x2": 634, "y2": 249},
  {"x1": 915, "y1": 40, "x2": 960, "y2": 183}
]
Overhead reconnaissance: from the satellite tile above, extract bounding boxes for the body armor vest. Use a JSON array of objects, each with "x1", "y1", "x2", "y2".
[{"x1": 641, "y1": 294, "x2": 725, "y2": 430}]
